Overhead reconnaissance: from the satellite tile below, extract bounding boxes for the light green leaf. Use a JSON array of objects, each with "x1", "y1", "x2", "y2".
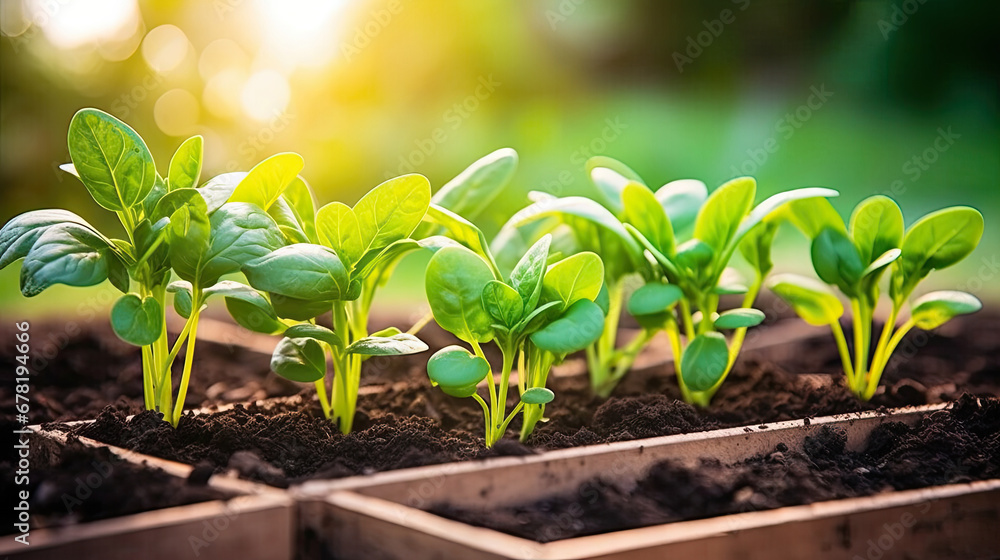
[
  {"x1": 167, "y1": 135, "x2": 203, "y2": 191},
  {"x1": 282, "y1": 177, "x2": 318, "y2": 243},
  {"x1": 589, "y1": 167, "x2": 631, "y2": 216},
  {"x1": 425, "y1": 246, "x2": 496, "y2": 343},
  {"x1": 897, "y1": 206, "x2": 984, "y2": 281},
  {"x1": 768, "y1": 273, "x2": 844, "y2": 326},
  {"x1": 737, "y1": 187, "x2": 839, "y2": 240},
  {"x1": 354, "y1": 174, "x2": 431, "y2": 256},
  {"x1": 347, "y1": 333, "x2": 428, "y2": 356},
  {"x1": 541, "y1": 252, "x2": 604, "y2": 310},
  {"x1": 229, "y1": 153, "x2": 304, "y2": 211},
  {"x1": 622, "y1": 182, "x2": 674, "y2": 255},
  {"x1": 481, "y1": 280, "x2": 524, "y2": 327},
  {"x1": 20, "y1": 224, "x2": 113, "y2": 296},
  {"x1": 243, "y1": 243, "x2": 351, "y2": 302},
  {"x1": 529, "y1": 299, "x2": 605, "y2": 354},
  {"x1": 269, "y1": 197, "x2": 311, "y2": 244},
  {"x1": 849, "y1": 195, "x2": 903, "y2": 266},
  {"x1": 586, "y1": 155, "x2": 645, "y2": 185},
  {"x1": 431, "y1": 148, "x2": 517, "y2": 221},
  {"x1": 198, "y1": 172, "x2": 246, "y2": 214},
  {"x1": 862, "y1": 248, "x2": 902, "y2": 278},
  {"x1": 427, "y1": 345, "x2": 490, "y2": 398},
  {"x1": 506, "y1": 196, "x2": 643, "y2": 259},
  {"x1": 110, "y1": 293, "x2": 163, "y2": 346},
  {"x1": 714, "y1": 308, "x2": 765, "y2": 329},
  {"x1": 419, "y1": 204, "x2": 499, "y2": 275},
  {"x1": 314, "y1": 201, "x2": 361, "y2": 271},
  {"x1": 628, "y1": 283, "x2": 683, "y2": 316},
  {"x1": 781, "y1": 197, "x2": 846, "y2": 239},
  {"x1": 656, "y1": 179, "x2": 707, "y2": 236},
  {"x1": 910, "y1": 290, "x2": 981, "y2": 330},
  {"x1": 681, "y1": 332, "x2": 730, "y2": 392},
  {"x1": 284, "y1": 323, "x2": 343, "y2": 348},
  {"x1": 271, "y1": 337, "x2": 326, "y2": 382},
  {"x1": 520, "y1": 387, "x2": 555, "y2": 405},
  {"x1": 151, "y1": 187, "x2": 205, "y2": 223},
  {"x1": 693, "y1": 177, "x2": 755, "y2": 256},
  {"x1": 67, "y1": 108, "x2": 155, "y2": 211}
]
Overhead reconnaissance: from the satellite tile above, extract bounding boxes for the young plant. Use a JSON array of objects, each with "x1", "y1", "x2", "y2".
[
  {"x1": 495, "y1": 158, "x2": 837, "y2": 404},
  {"x1": 768, "y1": 196, "x2": 984, "y2": 400},
  {"x1": 238, "y1": 174, "x2": 432, "y2": 433},
  {"x1": 425, "y1": 233, "x2": 605, "y2": 446},
  {"x1": 0, "y1": 108, "x2": 287, "y2": 426}
]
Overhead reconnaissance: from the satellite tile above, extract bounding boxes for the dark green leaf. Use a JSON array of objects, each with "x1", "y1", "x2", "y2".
[
  {"x1": 271, "y1": 337, "x2": 326, "y2": 382},
  {"x1": 681, "y1": 332, "x2": 729, "y2": 392},
  {"x1": 20, "y1": 224, "x2": 113, "y2": 296},
  {"x1": 509, "y1": 234, "x2": 551, "y2": 311},
  {"x1": 481, "y1": 280, "x2": 524, "y2": 327},
  {"x1": 0, "y1": 209, "x2": 107, "y2": 269},
  {"x1": 110, "y1": 293, "x2": 163, "y2": 346},
  {"x1": 627, "y1": 283, "x2": 683, "y2": 316},
  {"x1": 849, "y1": 195, "x2": 903, "y2": 266},
  {"x1": 811, "y1": 228, "x2": 864, "y2": 296},
  {"x1": 529, "y1": 299, "x2": 605, "y2": 354},
  {"x1": 284, "y1": 323, "x2": 343, "y2": 348},
  {"x1": 167, "y1": 280, "x2": 194, "y2": 318},
  {"x1": 225, "y1": 297, "x2": 284, "y2": 334},
  {"x1": 243, "y1": 243, "x2": 351, "y2": 301},
  {"x1": 713, "y1": 308, "x2": 765, "y2": 329},
  {"x1": 425, "y1": 246, "x2": 496, "y2": 343}
]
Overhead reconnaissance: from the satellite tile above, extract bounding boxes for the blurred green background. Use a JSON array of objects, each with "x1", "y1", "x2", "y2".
[{"x1": 1, "y1": 0, "x2": 997, "y2": 317}]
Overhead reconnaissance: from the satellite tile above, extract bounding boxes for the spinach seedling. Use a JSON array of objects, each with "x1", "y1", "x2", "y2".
[
  {"x1": 0, "y1": 108, "x2": 287, "y2": 426},
  {"x1": 240, "y1": 174, "x2": 432, "y2": 433},
  {"x1": 496, "y1": 159, "x2": 837, "y2": 405},
  {"x1": 425, "y1": 229, "x2": 605, "y2": 446},
  {"x1": 768, "y1": 196, "x2": 983, "y2": 400}
]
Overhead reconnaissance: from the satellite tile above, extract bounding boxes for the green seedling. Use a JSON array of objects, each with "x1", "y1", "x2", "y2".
[
  {"x1": 769, "y1": 195, "x2": 983, "y2": 400},
  {"x1": 496, "y1": 159, "x2": 837, "y2": 405},
  {"x1": 425, "y1": 229, "x2": 605, "y2": 446},
  {"x1": 239, "y1": 174, "x2": 432, "y2": 433},
  {"x1": 0, "y1": 108, "x2": 288, "y2": 426}
]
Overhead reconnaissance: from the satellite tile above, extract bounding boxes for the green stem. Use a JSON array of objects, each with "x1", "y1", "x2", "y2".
[
  {"x1": 864, "y1": 318, "x2": 914, "y2": 400},
  {"x1": 472, "y1": 393, "x2": 494, "y2": 446},
  {"x1": 141, "y1": 345, "x2": 154, "y2": 410},
  {"x1": 315, "y1": 378, "x2": 332, "y2": 419},
  {"x1": 850, "y1": 299, "x2": 868, "y2": 382},
  {"x1": 679, "y1": 299, "x2": 696, "y2": 340},
  {"x1": 471, "y1": 339, "x2": 497, "y2": 434},
  {"x1": 170, "y1": 288, "x2": 202, "y2": 426},
  {"x1": 666, "y1": 324, "x2": 694, "y2": 402},
  {"x1": 495, "y1": 343, "x2": 515, "y2": 439},
  {"x1": 406, "y1": 310, "x2": 435, "y2": 336},
  {"x1": 830, "y1": 319, "x2": 856, "y2": 391}
]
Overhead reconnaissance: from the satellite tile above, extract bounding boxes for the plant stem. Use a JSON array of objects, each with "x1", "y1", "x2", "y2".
[
  {"x1": 850, "y1": 299, "x2": 868, "y2": 383},
  {"x1": 170, "y1": 302, "x2": 201, "y2": 426},
  {"x1": 141, "y1": 345, "x2": 154, "y2": 410},
  {"x1": 471, "y1": 339, "x2": 497, "y2": 435},
  {"x1": 864, "y1": 318, "x2": 914, "y2": 400},
  {"x1": 495, "y1": 342, "x2": 515, "y2": 439},
  {"x1": 830, "y1": 319, "x2": 856, "y2": 391},
  {"x1": 406, "y1": 310, "x2": 435, "y2": 336},
  {"x1": 679, "y1": 299, "x2": 696, "y2": 340},
  {"x1": 472, "y1": 393, "x2": 493, "y2": 446}
]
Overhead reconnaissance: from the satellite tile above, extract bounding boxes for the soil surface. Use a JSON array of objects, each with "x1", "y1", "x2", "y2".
[
  {"x1": 0, "y1": 426, "x2": 227, "y2": 533},
  {"x1": 56, "y1": 310, "x2": 1000, "y2": 486},
  {"x1": 429, "y1": 394, "x2": 1000, "y2": 542}
]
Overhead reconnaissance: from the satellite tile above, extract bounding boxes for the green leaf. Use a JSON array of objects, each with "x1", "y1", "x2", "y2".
[
  {"x1": 862, "y1": 248, "x2": 901, "y2": 278},
  {"x1": 282, "y1": 177, "x2": 318, "y2": 244},
  {"x1": 520, "y1": 387, "x2": 555, "y2": 405},
  {"x1": 268, "y1": 197, "x2": 311, "y2": 244},
  {"x1": 625, "y1": 223, "x2": 679, "y2": 278},
  {"x1": 151, "y1": 187, "x2": 205, "y2": 223},
  {"x1": 767, "y1": 273, "x2": 844, "y2": 326},
  {"x1": 506, "y1": 196, "x2": 643, "y2": 259},
  {"x1": 622, "y1": 182, "x2": 674, "y2": 255},
  {"x1": 166, "y1": 198, "x2": 211, "y2": 285},
  {"x1": 225, "y1": 297, "x2": 284, "y2": 334},
  {"x1": 656, "y1": 179, "x2": 707, "y2": 236},
  {"x1": 243, "y1": 243, "x2": 351, "y2": 302},
  {"x1": 738, "y1": 220, "x2": 778, "y2": 276},
  {"x1": 541, "y1": 252, "x2": 604, "y2": 311},
  {"x1": 782, "y1": 197, "x2": 846, "y2": 239},
  {"x1": 714, "y1": 308, "x2": 765, "y2": 329},
  {"x1": 586, "y1": 155, "x2": 645, "y2": 185},
  {"x1": 910, "y1": 290, "x2": 982, "y2": 330},
  {"x1": 140, "y1": 175, "x2": 168, "y2": 220},
  {"x1": 427, "y1": 345, "x2": 490, "y2": 398},
  {"x1": 110, "y1": 293, "x2": 163, "y2": 346},
  {"x1": 529, "y1": 299, "x2": 605, "y2": 354},
  {"x1": 681, "y1": 332, "x2": 730, "y2": 392},
  {"x1": 516, "y1": 300, "x2": 562, "y2": 335},
  {"x1": 270, "y1": 294, "x2": 332, "y2": 321},
  {"x1": 628, "y1": 283, "x2": 683, "y2": 316},
  {"x1": 354, "y1": 174, "x2": 431, "y2": 256},
  {"x1": 167, "y1": 280, "x2": 194, "y2": 318},
  {"x1": 347, "y1": 333, "x2": 428, "y2": 356},
  {"x1": 509, "y1": 234, "x2": 551, "y2": 312},
  {"x1": 811, "y1": 228, "x2": 864, "y2": 296},
  {"x1": 849, "y1": 195, "x2": 903, "y2": 266},
  {"x1": 284, "y1": 323, "x2": 343, "y2": 348},
  {"x1": 67, "y1": 108, "x2": 155, "y2": 211},
  {"x1": 20, "y1": 224, "x2": 113, "y2": 296},
  {"x1": 674, "y1": 238, "x2": 714, "y2": 272},
  {"x1": 198, "y1": 172, "x2": 246, "y2": 214},
  {"x1": 737, "y1": 187, "x2": 839, "y2": 240},
  {"x1": 198, "y1": 202, "x2": 286, "y2": 288},
  {"x1": 271, "y1": 336, "x2": 326, "y2": 382},
  {"x1": 431, "y1": 148, "x2": 517, "y2": 221},
  {"x1": 107, "y1": 253, "x2": 131, "y2": 293},
  {"x1": 167, "y1": 135, "x2": 203, "y2": 191},
  {"x1": 693, "y1": 177, "x2": 755, "y2": 256},
  {"x1": 420, "y1": 204, "x2": 499, "y2": 275},
  {"x1": 897, "y1": 206, "x2": 984, "y2": 281},
  {"x1": 588, "y1": 167, "x2": 632, "y2": 216},
  {"x1": 0, "y1": 209, "x2": 108, "y2": 269},
  {"x1": 229, "y1": 153, "x2": 304, "y2": 211},
  {"x1": 316, "y1": 201, "x2": 363, "y2": 269},
  {"x1": 481, "y1": 280, "x2": 524, "y2": 327},
  {"x1": 204, "y1": 280, "x2": 274, "y2": 312},
  {"x1": 425, "y1": 246, "x2": 496, "y2": 343}
]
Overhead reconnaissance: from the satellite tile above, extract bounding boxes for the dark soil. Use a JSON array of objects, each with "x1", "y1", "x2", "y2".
[
  {"x1": 59, "y1": 311, "x2": 1000, "y2": 486},
  {"x1": 0, "y1": 427, "x2": 227, "y2": 533},
  {"x1": 429, "y1": 394, "x2": 1000, "y2": 542}
]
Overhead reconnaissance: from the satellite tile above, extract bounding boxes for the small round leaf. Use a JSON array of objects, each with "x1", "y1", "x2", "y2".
[
  {"x1": 681, "y1": 332, "x2": 730, "y2": 393},
  {"x1": 627, "y1": 283, "x2": 684, "y2": 316},
  {"x1": 427, "y1": 346, "x2": 490, "y2": 395},
  {"x1": 521, "y1": 387, "x2": 555, "y2": 405},
  {"x1": 911, "y1": 291, "x2": 981, "y2": 330},
  {"x1": 111, "y1": 293, "x2": 164, "y2": 346},
  {"x1": 714, "y1": 308, "x2": 765, "y2": 330},
  {"x1": 270, "y1": 337, "x2": 326, "y2": 382}
]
